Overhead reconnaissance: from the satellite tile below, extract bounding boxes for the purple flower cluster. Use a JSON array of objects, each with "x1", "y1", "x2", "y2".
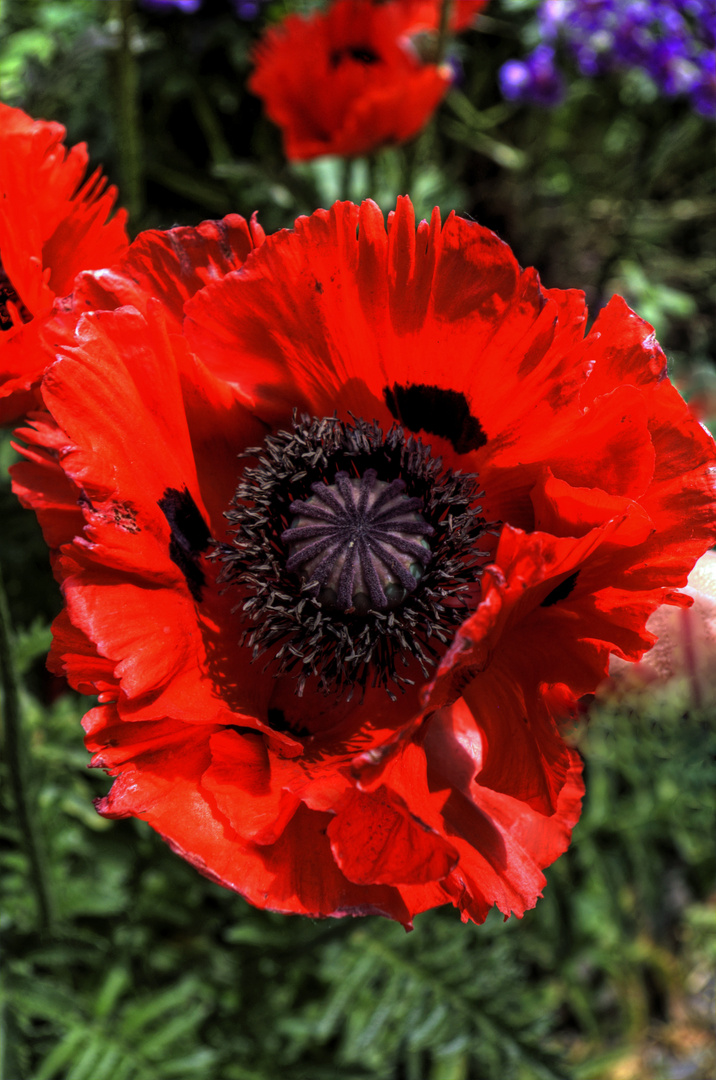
[
  {"x1": 499, "y1": 0, "x2": 716, "y2": 118},
  {"x1": 139, "y1": 0, "x2": 265, "y2": 17}
]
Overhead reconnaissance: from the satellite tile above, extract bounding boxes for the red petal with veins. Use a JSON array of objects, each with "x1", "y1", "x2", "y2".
[{"x1": 0, "y1": 103, "x2": 127, "y2": 421}]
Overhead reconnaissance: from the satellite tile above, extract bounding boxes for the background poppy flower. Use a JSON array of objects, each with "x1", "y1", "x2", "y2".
[
  {"x1": 248, "y1": 0, "x2": 455, "y2": 161},
  {"x1": 12, "y1": 197, "x2": 716, "y2": 926},
  {"x1": 0, "y1": 103, "x2": 128, "y2": 424}
]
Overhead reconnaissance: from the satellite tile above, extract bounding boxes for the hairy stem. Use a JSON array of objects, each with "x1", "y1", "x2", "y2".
[
  {"x1": 339, "y1": 156, "x2": 353, "y2": 202},
  {"x1": 112, "y1": 0, "x2": 144, "y2": 228},
  {"x1": 0, "y1": 562, "x2": 54, "y2": 932},
  {"x1": 436, "y1": 0, "x2": 452, "y2": 64}
]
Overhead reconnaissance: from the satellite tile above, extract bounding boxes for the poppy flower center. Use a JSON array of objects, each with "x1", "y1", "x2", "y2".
[
  {"x1": 0, "y1": 258, "x2": 31, "y2": 332},
  {"x1": 218, "y1": 415, "x2": 491, "y2": 698},
  {"x1": 282, "y1": 469, "x2": 433, "y2": 615}
]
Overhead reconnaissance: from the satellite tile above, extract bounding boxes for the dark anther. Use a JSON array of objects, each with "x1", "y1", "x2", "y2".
[
  {"x1": 158, "y1": 486, "x2": 212, "y2": 602},
  {"x1": 282, "y1": 469, "x2": 432, "y2": 613},
  {"x1": 383, "y1": 383, "x2": 488, "y2": 454},
  {"x1": 541, "y1": 570, "x2": 579, "y2": 608},
  {"x1": 329, "y1": 46, "x2": 380, "y2": 68}
]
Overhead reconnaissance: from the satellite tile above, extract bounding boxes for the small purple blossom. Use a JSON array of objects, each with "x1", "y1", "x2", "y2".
[
  {"x1": 691, "y1": 50, "x2": 716, "y2": 116},
  {"x1": 140, "y1": 0, "x2": 202, "y2": 12},
  {"x1": 446, "y1": 54, "x2": 466, "y2": 89},
  {"x1": 499, "y1": 0, "x2": 716, "y2": 117},
  {"x1": 232, "y1": 0, "x2": 263, "y2": 16},
  {"x1": 138, "y1": 0, "x2": 269, "y2": 17},
  {"x1": 499, "y1": 46, "x2": 565, "y2": 107}
]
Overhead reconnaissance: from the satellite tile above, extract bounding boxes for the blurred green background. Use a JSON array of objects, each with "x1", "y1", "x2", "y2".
[{"x1": 1, "y1": 2, "x2": 715, "y2": 1078}]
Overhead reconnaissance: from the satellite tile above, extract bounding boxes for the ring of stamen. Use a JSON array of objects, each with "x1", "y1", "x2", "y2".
[{"x1": 217, "y1": 414, "x2": 493, "y2": 699}]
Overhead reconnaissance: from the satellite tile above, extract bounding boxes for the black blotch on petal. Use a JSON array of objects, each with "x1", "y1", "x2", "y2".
[
  {"x1": 158, "y1": 486, "x2": 212, "y2": 602},
  {"x1": 167, "y1": 230, "x2": 194, "y2": 279},
  {"x1": 330, "y1": 46, "x2": 380, "y2": 67},
  {"x1": 267, "y1": 708, "x2": 311, "y2": 738},
  {"x1": 267, "y1": 707, "x2": 288, "y2": 731},
  {"x1": 214, "y1": 218, "x2": 233, "y2": 263},
  {"x1": 541, "y1": 570, "x2": 579, "y2": 608},
  {"x1": 383, "y1": 384, "x2": 487, "y2": 454}
]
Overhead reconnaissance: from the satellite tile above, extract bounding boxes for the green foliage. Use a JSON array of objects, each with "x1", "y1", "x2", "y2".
[
  {"x1": 6, "y1": 968, "x2": 217, "y2": 1080},
  {"x1": 0, "y1": 431, "x2": 60, "y2": 637},
  {"x1": 491, "y1": 93, "x2": 715, "y2": 367},
  {"x1": 3, "y1": 664, "x2": 716, "y2": 1079}
]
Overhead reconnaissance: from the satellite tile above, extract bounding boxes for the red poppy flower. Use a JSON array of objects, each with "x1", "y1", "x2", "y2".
[
  {"x1": 0, "y1": 103, "x2": 128, "y2": 423},
  {"x1": 13, "y1": 198, "x2": 716, "y2": 926},
  {"x1": 249, "y1": 0, "x2": 456, "y2": 161}
]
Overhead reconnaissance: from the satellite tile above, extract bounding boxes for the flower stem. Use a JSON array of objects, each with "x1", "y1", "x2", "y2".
[
  {"x1": 339, "y1": 156, "x2": 353, "y2": 201},
  {"x1": 367, "y1": 154, "x2": 378, "y2": 201},
  {"x1": 436, "y1": 0, "x2": 452, "y2": 64},
  {"x1": 0, "y1": 562, "x2": 54, "y2": 932},
  {"x1": 399, "y1": 138, "x2": 417, "y2": 195},
  {"x1": 190, "y1": 81, "x2": 245, "y2": 208},
  {"x1": 111, "y1": 0, "x2": 144, "y2": 229}
]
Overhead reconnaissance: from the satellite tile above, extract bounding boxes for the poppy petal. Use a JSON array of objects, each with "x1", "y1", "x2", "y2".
[{"x1": 16, "y1": 197, "x2": 716, "y2": 927}]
